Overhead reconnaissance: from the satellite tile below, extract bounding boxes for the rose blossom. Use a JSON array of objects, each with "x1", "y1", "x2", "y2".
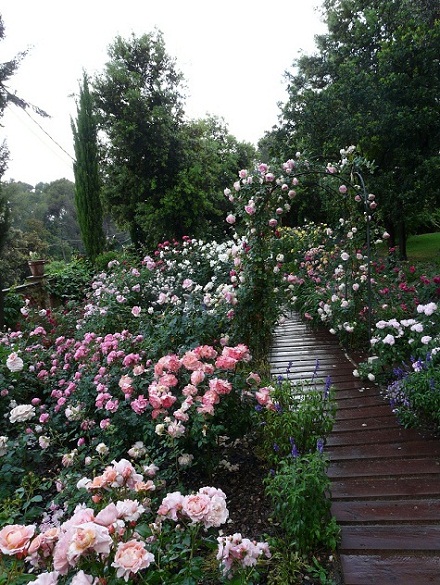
[
  {"x1": 31, "y1": 571, "x2": 60, "y2": 585},
  {"x1": 6, "y1": 352, "x2": 24, "y2": 372},
  {"x1": 183, "y1": 493, "x2": 211, "y2": 523},
  {"x1": 0, "y1": 524, "x2": 35, "y2": 555},
  {"x1": 157, "y1": 491, "x2": 185, "y2": 520},
  {"x1": 0, "y1": 436, "x2": 7, "y2": 457},
  {"x1": 9, "y1": 404, "x2": 35, "y2": 423},
  {"x1": 116, "y1": 499, "x2": 145, "y2": 522},
  {"x1": 66, "y1": 522, "x2": 112, "y2": 564},
  {"x1": 112, "y1": 539, "x2": 154, "y2": 582}
]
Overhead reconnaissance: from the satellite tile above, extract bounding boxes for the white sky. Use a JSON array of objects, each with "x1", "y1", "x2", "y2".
[{"x1": 0, "y1": 0, "x2": 325, "y2": 186}]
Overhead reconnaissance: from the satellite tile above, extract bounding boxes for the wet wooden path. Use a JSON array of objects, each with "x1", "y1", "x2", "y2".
[{"x1": 270, "y1": 313, "x2": 440, "y2": 584}]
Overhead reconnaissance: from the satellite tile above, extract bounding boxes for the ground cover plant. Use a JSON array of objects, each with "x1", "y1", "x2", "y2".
[{"x1": 0, "y1": 154, "x2": 351, "y2": 584}]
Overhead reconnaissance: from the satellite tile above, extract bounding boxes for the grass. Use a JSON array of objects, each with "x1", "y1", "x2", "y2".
[{"x1": 406, "y1": 232, "x2": 440, "y2": 265}]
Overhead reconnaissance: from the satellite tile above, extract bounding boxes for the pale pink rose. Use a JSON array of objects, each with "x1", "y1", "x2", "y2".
[
  {"x1": 110, "y1": 459, "x2": 144, "y2": 489},
  {"x1": 193, "y1": 345, "x2": 218, "y2": 359},
  {"x1": 70, "y1": 570, "x2": 94, "y2": 585},
  {"x1": 112, "y1": 539, "x2": 154, "y2": 581},
  {"x1": 255, "y1": 387, "x2": 275, "y2": 410},
  {"x1": 182, "y1": 384, "x2": 198, "y2": 396},
  {"x1": 204, "y1": 494, "x2": 229, "y2": 528},
  {"x1": 94, "y1": 503, "x2": 119, "y2": 527},
  {"x1": 226, "y1": 214, "x2": 236, "y2": 225},
  {"x1": 268, "y1": 218, "x2": 278, "y2": 227},
  {"x1": 215, "y1": 355, "x2": 237, "y2": 370},
  {"x1": 158, "y1": 373, "x2": 178, "y2": 387},
  {"x1": 154, "y1": 354, "x2": 181, "y2": 376},
  {"x1": 181, "y1": 351, "x2": 203, "y2": 371},
  {"x1": 183, "y1": 493, "x2": 212, "y2": 523},
  {"x1": 131, "y1": 395, "x2": 149, "y2": 414},
  {"x1": 131, "y1": 306, "x2": 141, "y2": 317},
  {"x1": 157, "y1": 491, "x2": 185, "y2": 521},
  {"x1": 201, "y1": 389, "x2": 220, "y2": 406},
  {"x1": 119, "y1": 375, "x2": 133, "y2": 391},
  {"x1": 116, "y1": 499, "x2": 145, "y2": 522},
  {"x1": 67, "y1": 522, "x2": 112, "y2": 565},
  {"x1": 167, "y1": 420, "x2": 185, "y2": 438},
  {"x1": 6, "y1": 352, "x2": 24, "y2": 372},
  {"x1": 0, "y1": 524, "x2": 35, "y2": 555},
  {"x1": 190, "y1": 370, "x2": 205, "y2": 385},
  {"x1": 246, "y1": 372, "x2": 261, "y2": 385},
  {"x1": 31, "y1": 571, "x2": 60, "y2": 585},
  {"x1": 61, "y1": 506, "x2": 95, "y2": 530}
]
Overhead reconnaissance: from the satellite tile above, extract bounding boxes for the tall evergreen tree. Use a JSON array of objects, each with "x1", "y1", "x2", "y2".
[
  {"x1": 71, "y1": 72, "x2": 105, "y2": 260},
  {"x1": 272, "y1": 0, "x2": 440, "y2": 257},
  {"x1": 93, "y1": 30, "x2": 186, "y2": 251}
]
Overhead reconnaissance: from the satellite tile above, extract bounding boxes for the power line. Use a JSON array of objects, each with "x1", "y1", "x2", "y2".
[{"x1": 6, "y1": 103, "x2": 75, "y2": 163}]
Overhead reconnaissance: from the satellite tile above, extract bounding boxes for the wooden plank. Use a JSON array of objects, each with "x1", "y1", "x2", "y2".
[
  {"x1": 331, "y1": 475, "x2": 440, "y2": 499},
  {"x1": 335, "y1": 404, "x2": 393, "y2": 420},
  {"x1": 340, "y1": 554, "x2": 440, "y2": 585},
  {"x1": 326, "y1": 426, "x2": 425, "y2": 446},
  {"x1": 332, "y1": 415, "x2": 397, "y2": 432},
  {"x1": 328, "y1": 457, "x2": 440, "y2": 478},
  {"x1": 333, "y1": 395, "x2": 388, "y2": 409},
  {"x1": 340, "y1": 525, "x2": 440, "y2": 550},
  {"x1": 327, "y1": 440, "x2": 440, "y2": 460},
  {"x1": 332, "y1": 499, "x2": 440, "y2": 522}
]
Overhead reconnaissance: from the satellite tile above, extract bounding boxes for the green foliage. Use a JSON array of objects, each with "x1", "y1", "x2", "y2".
[
  {"x1": 45, "y1": 258, "x2": 94, "y2": 302},
  {"x1": 255, "y1": 376, "x2": 336, "y2": 464},
  {"x1": 265, "y1": 453, "x2": 340, "y2": 556},
  {"x1": 72, "y1": 71, "x2": 106, "y2": 260},
  {"x1": 385, "y1": 350, "x2": 440, "y2": 433},
  {"x1": 273, "y1": 0, "x2": 440, "y2": 257},
  {"x1": 93, "y1": 29, "x2": 186, "y2": 250}
]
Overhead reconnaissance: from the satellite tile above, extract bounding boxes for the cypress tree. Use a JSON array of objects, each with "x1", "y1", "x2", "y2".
[{"x1": 71, "y1": 72, "x2": 105, "y2": 260}]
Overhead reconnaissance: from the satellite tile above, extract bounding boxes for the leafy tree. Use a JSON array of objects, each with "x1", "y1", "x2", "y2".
[
  {"x1": 158, "y1": 115, "x2": 257, "y2": 242},
  {"x1": 39, "y1": 179, "x2": 81, "y2": 259},
  {"x1": 93, "y1": 30, "x2": 186, "y2": 251},
  {"x1": 71, "y1": 72, "x2": 105, "y2": 260},
  {"x1": 272, "y1": 0, "x2": 440, "y2": 257}
]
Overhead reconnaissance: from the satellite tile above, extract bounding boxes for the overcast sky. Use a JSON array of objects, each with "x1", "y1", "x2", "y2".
[{"x1": 1, "y1": 0, "x2": 325, "y2": 185}]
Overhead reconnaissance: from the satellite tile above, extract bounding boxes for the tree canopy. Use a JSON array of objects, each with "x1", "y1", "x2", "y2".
[
  {"x1": 266, "y1": 0, "x2": 440, "y2": 257},
  {"x1": 93, "y1": 30, "x2": 186, "y2": 250}
]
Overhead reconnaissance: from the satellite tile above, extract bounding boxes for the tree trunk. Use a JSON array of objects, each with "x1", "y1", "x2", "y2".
[{"x1": 397, "y1": 220, "x2": 408, "y2": 260}]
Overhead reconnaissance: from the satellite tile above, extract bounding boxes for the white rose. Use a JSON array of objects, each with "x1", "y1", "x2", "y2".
[
  {"x1": 0, "y1": 436, "x2": 8, "y2": 457},
  {"x1": 9, "y1": 404, "x2": 35, "y2": 423},
  {"x1": 96, "y1": 442, "x2": 109, "y2": 455},
  {"x1": 6, "y1": 353, "x2": 24, "y2": 373}
]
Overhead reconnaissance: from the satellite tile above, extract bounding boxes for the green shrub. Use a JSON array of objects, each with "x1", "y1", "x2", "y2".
[{"x1": 265, "y1": 452, "x2": 340, "y2": 556}]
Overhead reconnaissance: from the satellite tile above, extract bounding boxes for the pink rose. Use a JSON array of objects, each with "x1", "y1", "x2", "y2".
[
  {"x1": 209, "y1": 378, "x2": 232, "y2": 395},
  {"x1": 66, "y1": 522, "x2": 112, "y2": 564},
  {"x1": 94, "y1": 503, "x2": 119, "y2": 527},
  {"x1": 0, "y1": 524, "x2": 35, "y2": 555},
  {"x1": 183, "y1": 493, "x2": 212, "y2": 523},
  {"x1": 158, "y1": 491, "x2": 185, "y2": 521},
  {"x1": 112, "y1": 540, "x2": 154, "y2": 581}
]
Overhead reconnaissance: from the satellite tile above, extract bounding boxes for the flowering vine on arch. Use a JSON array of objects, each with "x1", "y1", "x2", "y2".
[{"x1": 222, "y1": 147, "x2": 382, "y2": 358}]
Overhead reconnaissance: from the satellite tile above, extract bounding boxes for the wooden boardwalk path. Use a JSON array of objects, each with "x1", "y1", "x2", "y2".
[{"x1": 270, "y1": 313, "x2": 440, "y2": 585}]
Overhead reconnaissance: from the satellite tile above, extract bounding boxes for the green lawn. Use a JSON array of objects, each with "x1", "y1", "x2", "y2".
[{"x1": 406, "y1": 232, "x2": 440, "y2": 265}]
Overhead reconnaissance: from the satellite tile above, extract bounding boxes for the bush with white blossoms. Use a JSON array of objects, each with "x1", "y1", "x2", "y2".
[{"x1": 357, "y1": 302, "x2": 439, "y2": 382}]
